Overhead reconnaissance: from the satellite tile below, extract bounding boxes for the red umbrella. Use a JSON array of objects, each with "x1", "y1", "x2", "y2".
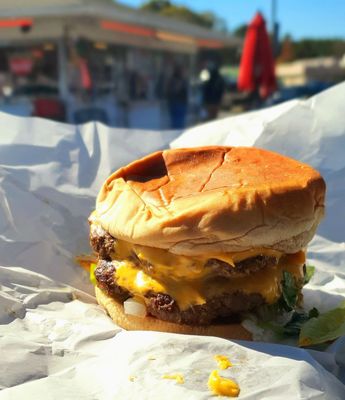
[{"x1": 238, "y1": 12, "x2": 276, "y2": 98}]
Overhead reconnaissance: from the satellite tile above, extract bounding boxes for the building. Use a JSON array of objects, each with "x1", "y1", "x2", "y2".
[
  {"x1": 276, "y1": 57, "x2": 345, "y2": 87},
  {"x1": 0, "y1": 0, "x2": 239, "y2": 128}
]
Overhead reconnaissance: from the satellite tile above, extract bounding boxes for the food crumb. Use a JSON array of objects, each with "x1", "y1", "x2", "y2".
[
  {"x1": 129, "y1": 375, "x2": 137, "y2": 382},
  {"x1": 208, "y1": 370, "x2": 240, "y2": 397},
  {"x1": 162, "y1": 373, "x2": 185, "y2": 384},
  {"x1": 214, "y1": 355, "x2": 233, "y2": 370}
]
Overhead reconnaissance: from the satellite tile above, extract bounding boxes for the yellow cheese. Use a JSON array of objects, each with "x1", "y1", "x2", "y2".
[
  {"x1": 113, "y1": 251, "x2": 305, "y2": 310},
  {"x1": 214, "y1": 355, "x2": 232, "y2": 370},
  {"x1": 212, "y1": 248, "x2": 283, "y2": 266},
  {"x1": 111, "y1": 238, "x2": 306, "y2": 310},
  {"x1": 113, "y1": 239, "x2": 285, "y2": 281},
  {"x1": 208, "y1": 370, "x2": 240, "y2": 397},
  {"x1": 115, "y1": 261, "x2": 205, "y2": 310},
  {"x1": 162, "y1": 373, "x2": 185, "y2": 384}
]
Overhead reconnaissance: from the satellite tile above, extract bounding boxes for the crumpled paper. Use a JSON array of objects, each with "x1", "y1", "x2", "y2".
[
  {"x1": 1, "y1": 83, "x2": 345, "y2": 398},
  {"x1": 0, "y1": 116, "x2": 178, "y2": 294},
  {"x1": 1, "y1": 267, "x2": 344, "y2": 399}
]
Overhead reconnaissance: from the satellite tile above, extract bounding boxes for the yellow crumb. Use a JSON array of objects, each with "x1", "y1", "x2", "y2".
[
  {"x1": 208, "y1": 370, "x2": 240, "y2": 397},
  {"x1": 214, "y1": 355, "x2": 233, "y2": 370},
  {"x1": 162, "y1": 373, "x2": 185, "y2": 384}
]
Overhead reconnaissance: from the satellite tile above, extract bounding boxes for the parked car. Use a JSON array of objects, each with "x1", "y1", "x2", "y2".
[{"x1": 265, "y1": 82, "x2": 332, "y2": 106}]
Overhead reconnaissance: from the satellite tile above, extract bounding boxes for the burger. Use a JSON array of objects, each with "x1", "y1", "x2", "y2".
[{"x1": 89, "y1": 146, "x2": 325, "y2": 340}]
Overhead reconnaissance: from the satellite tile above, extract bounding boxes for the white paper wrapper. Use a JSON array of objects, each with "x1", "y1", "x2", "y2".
[
  {"x1": 1, "y1": 83, "x2": 345, "y2": 398},
  {"x1": 1, "y1": 267, "x2": 344, "y2": 399},
  {"x1": 0, "y1": 115, "x2": 178, "y2": 294}
]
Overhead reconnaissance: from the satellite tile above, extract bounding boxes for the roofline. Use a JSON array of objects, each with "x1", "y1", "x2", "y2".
[{"x1": 0, "y1": 2, "x2": 240, "y2": 47}]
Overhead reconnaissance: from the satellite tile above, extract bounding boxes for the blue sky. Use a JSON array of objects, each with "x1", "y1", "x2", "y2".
[{"x1": 120, "y1": 0, "x2": 345, "y2": 39}]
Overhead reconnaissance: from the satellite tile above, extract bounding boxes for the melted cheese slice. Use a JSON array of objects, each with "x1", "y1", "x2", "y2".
[
  {"x1": 114, "y1": 239, "x2": 284, "y2": 279},
  {"x1": 112, "y1": 240, "x2": 305, "y2": 310}
]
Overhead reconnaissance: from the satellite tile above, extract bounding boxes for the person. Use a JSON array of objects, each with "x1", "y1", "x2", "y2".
[
  {"x1": 166, "y1": 65, "x2": 188, "y2": 129},
  {"x1": 202, "y1": 65, "x2": 225, "y2": 121}
]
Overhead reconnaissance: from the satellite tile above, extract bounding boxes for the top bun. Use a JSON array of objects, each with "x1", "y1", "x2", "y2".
[{"x1": 94, "y1": 146, "x2": 325, "y2": 255}]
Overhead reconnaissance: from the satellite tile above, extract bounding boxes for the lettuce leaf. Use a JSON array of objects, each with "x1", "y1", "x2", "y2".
[
  {"x1": 251, "y1": 266, "x2": 345, "y2": 347},
  {"x1": 283, "y1": 308, "x2": 319, "y2": 336},
  {"x1": 256, "y1": 267, "x2": 319, "y2": 341},
  {"x1": 278, "y1": 265, "x2": 315, "y2": 312},
  {"x1": 299, "y1": 300, "x2": 345, "y2": 346},
  {"x1": 279, "y1": 270, "x2": 299, "y2": 311},
  {"x1": 304, "y1": 265, "x2": 315, "y2": 285}
]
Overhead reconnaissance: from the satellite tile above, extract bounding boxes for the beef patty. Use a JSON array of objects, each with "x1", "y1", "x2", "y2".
[
  {"x1": 90, "y1": 223, "x2": 278, "y2": 278},
  {"x1": 94, "y1": 259, "x2": 266, "y2": 326}
]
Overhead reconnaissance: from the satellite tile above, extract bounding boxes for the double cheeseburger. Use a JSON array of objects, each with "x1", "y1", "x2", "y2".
[{"x1": 89, "y1": 146, "x2": 325, "y2": 340}]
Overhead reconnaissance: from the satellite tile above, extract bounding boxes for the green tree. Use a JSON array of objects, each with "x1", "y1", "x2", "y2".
[
  {"x1": 140, "y1": 0, "x2": 228, "y2": 32},
  {"x1": 292, "y1": 38, "x2": 345, "y2": 59},
  {"x1": 233, "y1": 24, "x2": 247, "y2": 38}
]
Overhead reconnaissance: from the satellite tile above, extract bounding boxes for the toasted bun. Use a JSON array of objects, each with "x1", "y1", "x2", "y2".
[
  {"x1": 94, "y1": 146, "x2": 325, "y2": 255},
  {"x1": 95, "y1": 286, "x2": 252, "y2": 341}
]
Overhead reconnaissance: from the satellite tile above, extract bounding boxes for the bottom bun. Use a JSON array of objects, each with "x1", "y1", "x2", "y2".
[{"x1": 95, "y1": 286, "x2": 252, "y2": 341}]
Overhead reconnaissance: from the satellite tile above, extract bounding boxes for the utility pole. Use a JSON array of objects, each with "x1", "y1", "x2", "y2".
[
  {"x1": 271, "y1": 0, "x2": 276, "y2": 36},
  {"x1": 271, "y1": 0, "x2": 279, "y2": 57}
]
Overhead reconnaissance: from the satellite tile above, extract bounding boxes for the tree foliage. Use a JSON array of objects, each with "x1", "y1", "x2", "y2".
[
  {"x1": 233, "y1": 24, "x2": 247, "y2": 38},
  {"x1": 137, "y1": 1, "x2": 345, "y2": 61},
  {"x1": 293, "y1": 39, "x2": 345, "y2": 59},
  {"x1": 140, "y1": 0, "x2": 228, "y2": 32}
]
